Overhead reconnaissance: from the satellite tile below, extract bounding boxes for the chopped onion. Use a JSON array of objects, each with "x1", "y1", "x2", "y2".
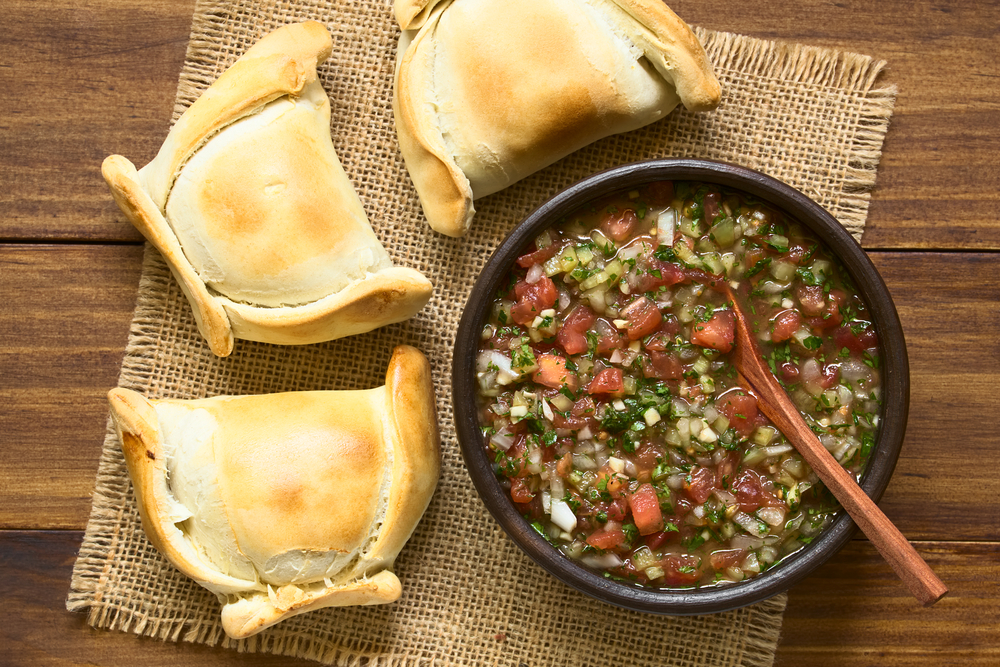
[
  {"x1": 580, "y1": 553, "x2": 623, "y2": 569},
  {"x1": 730, "y1": 534, "x2": 765, "y2": 551},
  {"x1": 800, "y1": 358, "x2": 824, "y2": 396},
  {"x1": 557, "y1": 289, "x2": 571, "y2": 312},
  {"x1": 657, "y1": 209, "x2": 677, "y2": 245},
  {"x1": 762, "y1": 444, "x2": 794, "y2": 457},
  {"x1": 550, "y1": 498, "x2": 577, "y2": 533},
  {"x1": 666, "y1": 473, "x2": 686, "y2": 490},
  {"x1": 489, "y1": 429, "x2": 514, "y2": 451},
  {"x1": 757, "y1": 506, "x2": 786, "y2": 527},
  {"x1": 526, "y1": 263, "x2": 544, "y2": 284},
  {"x1": 712, "y1": 488, "x2": 737, "y2": 505},
  {"x1": 734, "y1": 511, "x2": 768, "y2": 538}
]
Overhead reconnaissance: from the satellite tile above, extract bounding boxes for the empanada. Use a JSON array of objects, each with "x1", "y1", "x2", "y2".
[
  {"x1": 108, "y1": 345, "x2": 440, "y2": 638},
  {"x1": 393, "y1": 0, "x2": 721, "y2": 237},
  {"x1": 103, "y1": 21, "x2": 433, "y2": 356}
]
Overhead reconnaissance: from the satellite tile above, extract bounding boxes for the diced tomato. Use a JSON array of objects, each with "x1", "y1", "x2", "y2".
[
  {"x1": 606, "y1": 496, "x2": 628, "y2": 521},
  {"x1": 635, "y1": 442, "x2": 666, "y2": 476},
  {"x1": 510, "y1": 477, "x2": 535, "y2": 504},
  {"x1": 555, "y1": 305, "x2": 596, "y2": 355},
  {"x1": 796, "y1": 285, "x2": 826, "y2": 316},
  {"x1": 586, "y1": 367, "x2": 624, "y2": 396},
  {"x1": 702, "y1": 191, "x2": 721, "y2": 224},
  {"x1": 709, "y1": 548, "x2": 745, "y2": 571},
  {"x1": 620, "y1": 296, "x2": 662, "y2": 340},
  {"x1": 532, "y1": 354, "x2": 578, "y2": 391},
  {"x1": 833, "y1": 326, "x2": 877, "y2": 354},
  {"x1": 645, "y1": 332, "x2": 671, "y2": 351},
  {"x1": 808, "y1": 289, "x2": 845, "y2": 332},
  {"x1": 585, "y1": 318, "x2": 622, "y2": 356},
  {"x1": 733, "y1": 469, "x2": 785, "y2": 512},
  {"x1": 632, "y1": 259, "x2": 688, "y2": 293},
  {"x1": 691, "y1": 309, "x2": 735, "y2": 353},
  {"x1": 672, "y1": 496, "x2": 694, "y2": 517},
  {"x1": 684, "y1": 466, "x2": 717, "y2": 504},
  {"x1": 744, "y1": 245, "x2": 767, "y2": 272},
  {"x1": 642, "y1": 350, "x2": 683, "y2": 380},
  {"x1": 552, "y1": 412, "x2": 587, "y2": 430},
  {"x1": 779, "y1": 361, "x2": 800, "y2": 383},
  {"x1": 646, "y1": 180, "x2": 674, "y2": 205},
  {"x1": 515, "y1": 243, "x2": 559, "y2": 268},
  {"x1": 820, "y1": 363, "x2": 840, "y2": 389},
  {"x1": 645, "y1": 529, "x2": 674, "y2": 550},
  {"x1": 659, "y1": 553, "x2": 703, "y2": 586},
  {"x1": 770, "y1": 309, "x2": 802, "y2": 343},
  {"x1": 716, "y1": 389, "x2": 759, "y2": 437},
  {"x1": 658, "y1": 314, "x2": 681, "y2": 336},
  {"x1": 715, "y1": 451, "x2": 741, "y2": 490},
  {"x1": 586, "y1": 527, "x2": 625, "y2": 550},
  {"x1": 510, "y1": 276, "x2": 557, "y2": 326},
  {"x1": 556, "y1": 453, "x2": 573, "y2": 478},
  {"x1": 571, "y1": 396, "x2": 596, "y2": 418},
  {"x1": 601, "y1": 208, "x2": 639, "y2": 242},
  {"x1": 628, "y1": 483, "x2": 665, "y2": 535},
  {"x1": 784, "y1": 241, "x2": 810, "y2": 265},
  {"x1": 501, "y1": 437, "x2": 530, "y2": 478}
]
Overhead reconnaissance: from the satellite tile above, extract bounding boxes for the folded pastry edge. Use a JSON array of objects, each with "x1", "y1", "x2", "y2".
[
  {"x1": 107, "y1": 387, "x2": 260, "y2": 596},
  {"x1": 393, "y1": 5, "x2": 476, "y2": 238}
]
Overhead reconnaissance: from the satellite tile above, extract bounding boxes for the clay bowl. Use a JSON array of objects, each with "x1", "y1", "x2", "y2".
[{"x1": 452, "y1": 159, "x2": 909, "y2": 614}]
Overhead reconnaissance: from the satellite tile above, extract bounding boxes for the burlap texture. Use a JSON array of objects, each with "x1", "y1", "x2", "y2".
[{"x1": 67, "y1": 0, "x2": 897, "y2": 665}]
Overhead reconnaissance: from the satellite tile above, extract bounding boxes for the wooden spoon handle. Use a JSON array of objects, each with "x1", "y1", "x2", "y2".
[
  {"x1": 752, "y1": 377, "x2": 948, "y2": 606},
  {"x1": 724, "y1": 284, "x2": 946, "y2": 605}
]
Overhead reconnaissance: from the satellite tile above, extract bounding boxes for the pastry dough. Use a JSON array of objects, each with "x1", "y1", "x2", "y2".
[
  {"x1": 103, "y1": 21, "x2": 433, "y2": 356},
  {"x1": 108, "y1": 345, "x2": 440, "y2": 639},
  {"x1": 393, "y1": 0, "x2": 721, "y2": 237}
]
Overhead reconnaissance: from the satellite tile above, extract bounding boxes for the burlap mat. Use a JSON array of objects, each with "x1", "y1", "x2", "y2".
[{"x1": 67, "y1": 1, "x2": 897, "y2": 664}]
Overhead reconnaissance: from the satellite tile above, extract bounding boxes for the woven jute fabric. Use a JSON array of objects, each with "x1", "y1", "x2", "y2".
[{"x1": 67, "y1": 0, "x2": 897, "y2": 664}]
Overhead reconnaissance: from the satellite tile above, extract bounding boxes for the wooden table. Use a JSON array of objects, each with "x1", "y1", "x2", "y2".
[{"x1": 2, "y1": 1, "x2": 997, "y2": 664}]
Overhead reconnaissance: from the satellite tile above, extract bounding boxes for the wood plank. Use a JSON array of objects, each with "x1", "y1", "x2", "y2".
[
  {"x1": 2, "y1": 247, "x2": 998, "y2": 537},
  {"x1": 869, "y1": 252, "x2": 1000, "y2": 541},
  {"x1": 1, "y1": 531, "x2": 994, "y2": 666},
  {"x1": 0, "y1": 530, "x2": 304, "y2": 666},
  {"x1": 1, "y1": 0, "x2": 997, "y2": 248},
  {"x1": 776, "y1": 540, "x2": 1000, "y2": 666},
  {"x1": 670, "y1": 0, "x2": 1000, "y2": 251},
  {"x1": 0, "y1": 244, "x2": 143, "y2": 529},
  {"x1": 0, "y1": 0, "x2": 195, "y2": 242}
]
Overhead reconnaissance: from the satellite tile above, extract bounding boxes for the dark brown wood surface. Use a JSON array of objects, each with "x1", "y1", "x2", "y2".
[{"x1": 1, "y1": 0, "x2": 997, "y2": 665}]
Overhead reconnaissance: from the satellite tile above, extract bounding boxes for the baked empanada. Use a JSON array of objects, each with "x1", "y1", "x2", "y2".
[
  {"x1": 103, "y1": 21, "x2": 432, "y2": 356},
  {"x1": 393, "y1": 0, "x2": 721, "y2": 237},
  {"x1": 108, "y1": 345, "x2": 440, "y2": 639}
]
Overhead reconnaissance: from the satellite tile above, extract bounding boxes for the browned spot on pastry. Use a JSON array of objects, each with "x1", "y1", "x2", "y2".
[
  {"x1": 122, "y1": 432, "x2": 142, "y2": 454},
  {"x1": 146, "y1": 449, "x2": 156, "y2": 461}
]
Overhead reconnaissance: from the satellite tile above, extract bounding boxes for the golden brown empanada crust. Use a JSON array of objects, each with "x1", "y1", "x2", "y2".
[{"x1": 108, "y1": 345, "x2": 440, "y2": 638}]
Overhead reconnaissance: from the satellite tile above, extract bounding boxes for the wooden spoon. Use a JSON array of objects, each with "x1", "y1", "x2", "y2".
[{"x1": 723, "y1": 286, "x2": 948, "y2": 606}]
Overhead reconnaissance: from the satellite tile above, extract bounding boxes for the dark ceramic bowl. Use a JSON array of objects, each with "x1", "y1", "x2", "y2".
[{"x1": 453, "y1": 159, "x2": 909, "y2": 614}]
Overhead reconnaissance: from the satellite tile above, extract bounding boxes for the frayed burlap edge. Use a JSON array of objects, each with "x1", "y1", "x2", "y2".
[{"x1": 696, "y1": 27, "x2": 897, "y2": 243}]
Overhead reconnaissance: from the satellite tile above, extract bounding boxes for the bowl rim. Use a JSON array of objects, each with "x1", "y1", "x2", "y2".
[{"x1": 452, "y1": 158, "x2": 909, "y2": 614}]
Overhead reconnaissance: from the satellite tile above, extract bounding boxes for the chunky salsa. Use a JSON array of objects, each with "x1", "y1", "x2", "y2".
[{"x1": 475, "y1": 180, "x2": 882, "y2": 589}]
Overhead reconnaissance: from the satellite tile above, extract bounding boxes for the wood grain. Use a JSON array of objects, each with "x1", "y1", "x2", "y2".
[
  {"x1": 1, "y1": 0, "x2": 997, "y2": 248},
  {"x1": 0, "y1": 0, "x2": 195, "y2": 242},
  {"x1": 0, "y1": 530, "x2": 303, "y2": 666},
  {"x1": 0, "y1": 531, "x2": 992, "y2": 667},
  {"x1": 671, "y1": 0, "x2": 1000, "y2": 251},
  {"x1": 777, "y1": 540, "x2": 1000, "y2": 666},
  {"x1": 0, "y1": 244, "x2": 143, "y2": 529}
]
